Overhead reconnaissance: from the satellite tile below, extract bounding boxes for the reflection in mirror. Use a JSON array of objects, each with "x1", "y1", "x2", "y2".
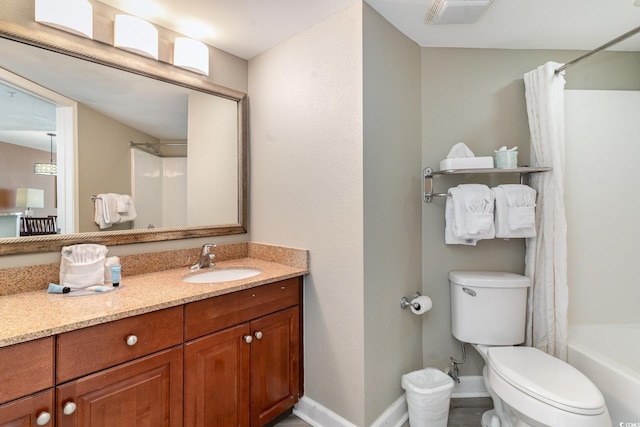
[
  {"x1": 0, "y1": 81, "x2": 58, "y2": 231},
  {"x1": 0, "y1": 28, "x2": 247, "y2": 255}
]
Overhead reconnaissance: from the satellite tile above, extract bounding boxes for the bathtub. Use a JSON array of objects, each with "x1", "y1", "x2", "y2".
[{"x1": 568, "y1": 324, "x2": 640, "y2": 425}]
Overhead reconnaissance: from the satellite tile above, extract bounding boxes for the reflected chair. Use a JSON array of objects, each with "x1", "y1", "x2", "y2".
[{"x1": 22, "y1": 216, "x2": 58, "y2": 235}]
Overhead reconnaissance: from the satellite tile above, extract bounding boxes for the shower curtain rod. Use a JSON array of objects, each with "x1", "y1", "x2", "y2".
[
  {"x1": 129, "y1": 141, "x2": 187, "y2": 158},
  {"x1": 555, "y1": 24, "x2": 640, "y2": 75}
]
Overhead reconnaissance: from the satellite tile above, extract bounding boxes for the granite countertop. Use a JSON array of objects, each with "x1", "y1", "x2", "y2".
[{"x1": 0, "y1": 257, "x2": 308, "y2": 348}]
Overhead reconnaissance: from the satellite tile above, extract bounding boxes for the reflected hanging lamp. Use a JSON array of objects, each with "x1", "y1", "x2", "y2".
[{"x1": 34, "y1": 132, "x2": 57, "y2": 175}]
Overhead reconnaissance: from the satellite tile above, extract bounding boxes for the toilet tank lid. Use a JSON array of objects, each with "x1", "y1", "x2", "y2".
[{"x1": 449, "y1": 271, "x2": 531, "y2": 288}]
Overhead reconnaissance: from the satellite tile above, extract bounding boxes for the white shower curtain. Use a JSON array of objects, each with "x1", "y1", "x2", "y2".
[{"x1": 523, "y1": 62, "x2": 569, "y2": 361}]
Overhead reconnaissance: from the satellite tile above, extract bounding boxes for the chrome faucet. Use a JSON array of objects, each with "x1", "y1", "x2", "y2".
[{"x1": 190, "y1": 243, "x2": 216, "y2": 270}]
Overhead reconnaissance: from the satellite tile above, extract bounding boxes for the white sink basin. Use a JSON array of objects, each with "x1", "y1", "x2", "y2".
[{"x1": 182, "y1": 268, "x2": 261, "y2": 284}]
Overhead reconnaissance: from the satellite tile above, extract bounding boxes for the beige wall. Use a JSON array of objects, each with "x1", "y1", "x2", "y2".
[
  {"x1": 248, "y1": 3, "x2": 366, "y2": 425},
  {"x1": 421, "y1": 47, "x2": 640, "y2": 376},
  {"x1": 363, "y1": 4, "x2": 423, "y2": 425}
]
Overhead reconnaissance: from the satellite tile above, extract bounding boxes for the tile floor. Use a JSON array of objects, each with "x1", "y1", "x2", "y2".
[{"x1": 273, "y1": 397, "x2": 493, "y2": 426}]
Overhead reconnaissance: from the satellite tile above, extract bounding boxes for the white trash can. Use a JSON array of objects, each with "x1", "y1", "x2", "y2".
[{"x1": 401, "y1": 368, "x2": 454, "y2": 427}]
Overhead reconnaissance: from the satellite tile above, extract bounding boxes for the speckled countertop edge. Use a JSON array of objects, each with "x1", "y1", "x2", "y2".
[{"x1": 0, "y1": 256, "x2": 308, "y2": 348}]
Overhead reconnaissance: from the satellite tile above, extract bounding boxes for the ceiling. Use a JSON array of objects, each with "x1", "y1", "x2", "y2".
[{"x1": 97, "y1": 0, "x2": 640, "y2": 60}]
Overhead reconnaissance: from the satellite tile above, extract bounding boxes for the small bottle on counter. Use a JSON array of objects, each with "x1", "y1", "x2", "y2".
[{"x1": 104, "y1": 256, "x2": 121, "y2": 286}]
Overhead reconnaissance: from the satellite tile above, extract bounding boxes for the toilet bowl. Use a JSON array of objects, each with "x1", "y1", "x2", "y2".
[
  {"x1": 449, "y1": 271, "x2": 612, "y2": 427},
  {"x1": 474, "y1": 344, "x2": 611, "y2": 427}
]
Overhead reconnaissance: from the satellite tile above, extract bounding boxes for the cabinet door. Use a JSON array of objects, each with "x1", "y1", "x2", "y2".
[
  {"x1": 0, "y1": 390, "x2": 53, "y2": 427},
  {"x1": 56, "y1": 347, "x2": 182, "y2": 427},
  {"x1": 184, "y1": 323, "x2": 251, "y2": 427},
  {"x1": 250, "y1": 307, "x2": 300, "y2": 427}
]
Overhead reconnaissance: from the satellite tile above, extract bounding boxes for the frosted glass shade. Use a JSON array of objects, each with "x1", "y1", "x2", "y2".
[
  {"x1": 173, "y1": 37, "x2": 209, "y2": 76},
  {"x1": 35, "y1": 0, "x2": 93, "y2": 39},
  {"x1": 114, "y1": 15, "x2": 158, "y2": 60},
  {"x1": 34, "y1": 162, "x2": 57, "y2": 175},
  {"x1": 16, "y1": 188, "x2": 45, "y2": 212}
]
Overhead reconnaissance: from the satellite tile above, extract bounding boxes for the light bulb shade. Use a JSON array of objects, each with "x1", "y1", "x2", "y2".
[
  {"x1": 114, "y1": 15, "x2": 159, "y2": 60},
  {"x1": 173, "y1": 37, "x2": 209, "y2": 76},
  {"x1": 16, "y1": 188, "x2": 45, "y2": 210},
  {"x1": 34, "y1": 162, "x2": 58, "y2": 175},
  {"x1": 35, "y1": 0, "x2": 93, "y2": 39}
]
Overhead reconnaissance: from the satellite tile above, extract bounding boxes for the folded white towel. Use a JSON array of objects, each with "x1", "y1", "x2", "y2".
[
  {"x1": 450, "y1": 184, "x2": 495, "y2": 241},
  {"x1": 493, "y1": 184, "x2": 537, "y2": 238},
  {"x1": 445, "y1": 196, "x2": 477, "y2": 245}
]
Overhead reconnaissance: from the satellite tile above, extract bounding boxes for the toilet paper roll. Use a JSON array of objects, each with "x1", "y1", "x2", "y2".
[{"x1": 410, "y1": 296, "x2": 432, "y2": 315}]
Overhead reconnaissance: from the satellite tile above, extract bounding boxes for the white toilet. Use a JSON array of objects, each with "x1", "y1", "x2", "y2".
[{"x1": 449, "y1": 271, "x2": 611, "y2": 427}]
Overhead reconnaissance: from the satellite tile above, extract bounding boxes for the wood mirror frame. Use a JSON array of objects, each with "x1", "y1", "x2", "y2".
[{"x1": 0, "y1": 21, "x2": 247, "y2": 256}]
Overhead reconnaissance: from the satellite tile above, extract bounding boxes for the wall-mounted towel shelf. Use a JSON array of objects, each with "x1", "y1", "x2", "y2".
[{"x1": 423, "y1": 166, "x2": 552, "y2": 202}]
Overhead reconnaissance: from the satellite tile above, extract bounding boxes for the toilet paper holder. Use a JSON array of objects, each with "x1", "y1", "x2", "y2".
[{"x1": 400, "y1": 292, "x2": 422, "y2": 310}]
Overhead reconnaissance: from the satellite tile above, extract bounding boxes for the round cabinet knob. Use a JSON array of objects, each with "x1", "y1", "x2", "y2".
[
  {"x1": 254, "y1": 331, "x2": 263, "y2": 340},
  {"x1": 126, "y1": 335, "x2": 138, "y2": 346},
  {"x1": 63, "y1": 402, "x2": 77, "y2": 415},
  {"x1": 244, "y1": 335, "x2": 253, "y2": 344},
  {"x1": 36, "y1": 411, "x2": 51, "y2": 425}
]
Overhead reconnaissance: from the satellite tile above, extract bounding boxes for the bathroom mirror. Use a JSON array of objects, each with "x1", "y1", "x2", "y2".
[{"x1": 0, "y1": 23, "x2": 247, "y2": 255}]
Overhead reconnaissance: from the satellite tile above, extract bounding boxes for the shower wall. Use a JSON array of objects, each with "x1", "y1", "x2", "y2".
[
  {"x1": 565, "y1": 90, "x2": 640, "y2": 325},
  {"x1": 131, "y1": 149, "x2": 187, "y2": 229}
]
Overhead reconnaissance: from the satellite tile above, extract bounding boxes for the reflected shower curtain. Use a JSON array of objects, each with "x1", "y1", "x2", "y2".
[{"x1": 523, "y1": 62, "x2": 569, "y2": 360}]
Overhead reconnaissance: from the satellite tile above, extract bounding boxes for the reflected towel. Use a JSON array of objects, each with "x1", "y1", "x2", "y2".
[
  {"x1": 94, "y1": 193, "x2": 120, "y2": 229},
  {"x1": 94, "y1": 193, "x2": 137, "y2": 228},
  {"x1": 114, "y1": 194, "x2": 137, "y2": 222}
]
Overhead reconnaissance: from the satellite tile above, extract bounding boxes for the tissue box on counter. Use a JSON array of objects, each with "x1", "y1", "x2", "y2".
[{"x1": 439, "y1": 156, "x2": 494, "y2": 171}]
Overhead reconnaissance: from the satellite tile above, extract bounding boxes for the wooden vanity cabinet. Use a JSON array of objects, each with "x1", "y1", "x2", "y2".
[
  {"x1": 0, "y1": 337, "x2": 54, "y2": 426},
  {"x1": 1, "y1": 276, "x2": 303, "y2": 427},
  {"x1": 184, "y1": 277, "x2": 303, "y2": 427}
]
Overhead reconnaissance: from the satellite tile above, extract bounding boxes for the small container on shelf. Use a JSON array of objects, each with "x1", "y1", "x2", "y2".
[{"x1": 494, "y1": 147, "x2": 518, "y2": 169}]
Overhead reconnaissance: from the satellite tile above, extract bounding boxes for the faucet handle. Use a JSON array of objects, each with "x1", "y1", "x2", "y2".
[{"x1": 202, "y1": 243, "x2": 216, "y2": 255}]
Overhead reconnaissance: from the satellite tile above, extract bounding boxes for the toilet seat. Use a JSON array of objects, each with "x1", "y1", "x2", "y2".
[{"x1": 486, "y1": 346, "x2": 606, "y2": 415}]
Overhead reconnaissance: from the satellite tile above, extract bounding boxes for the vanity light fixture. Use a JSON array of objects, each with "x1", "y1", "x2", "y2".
[
  {"x1": 16, "y1": 188, "x2": 44, "y2": 217},
  {"x1": 34, "y1": 132, "x2": 57, "y2": 176},
  {"x1": 114, "y1": 15, "x2": 159, "y2": 60},
  {"x1": 34, "y1": 0, "x2": 93, "y2": 39},
  {"x1": 173, "y1": 37, "x2": 209, "y2": 76}
]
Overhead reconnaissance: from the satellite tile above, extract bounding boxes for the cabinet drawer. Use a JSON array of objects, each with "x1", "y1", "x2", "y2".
[
  {"x1": 185, "y1": 277, "x2": 301, "y2": 340},
  {"x1": 0, "y1": 337, "x2": 54, "y2": 404},
  {"x1": 56, "y1": 306, "x2": 183, "y2": 383}
]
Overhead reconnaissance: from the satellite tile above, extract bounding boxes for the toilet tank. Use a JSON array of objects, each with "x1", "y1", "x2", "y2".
[{"x1": 450, "y1": 271, "x2": 531, "y2": 345}]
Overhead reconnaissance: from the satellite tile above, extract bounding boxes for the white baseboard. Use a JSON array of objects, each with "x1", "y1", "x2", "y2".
[
  {"x1": 295, "y1": 376, "x2": 487, "y2": 427},
  {"x1": 369, "y1": 394, "x2": 409, "y2": 427},
  {"x1": 451, "y1": 375, "x2": 490, "y2": 398},
  {"x1": 294, "y1": 394, "x2": 408, "y2": 427},
  {"x1": 293, "y1": 396, "x2": 358, "y2": 427}
]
